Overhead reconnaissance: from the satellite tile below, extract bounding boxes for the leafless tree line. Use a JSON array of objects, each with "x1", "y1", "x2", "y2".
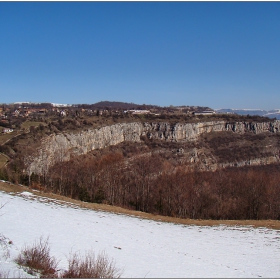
[
  {"x1": 25, "y1": 153, "x2": 279, "y2": 221},
  {"x1": 1, "y1": 152, "x2": 280, "y2": 220}
]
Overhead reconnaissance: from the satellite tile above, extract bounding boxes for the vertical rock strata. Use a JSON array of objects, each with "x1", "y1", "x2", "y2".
[{"x1": 26, "y1": 120, "x2": 280, "y2": 175}]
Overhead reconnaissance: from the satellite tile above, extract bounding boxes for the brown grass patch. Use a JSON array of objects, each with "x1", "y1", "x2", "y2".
[
  {"x1": 1, "y1": 180, "x2": 280, "y2": 230},
  {"x1": 0, "y1": 131, "x2": 19, "y2": 145},
  {"x1": 0, "y1": 153, "x2": 8, "y2": 168},
  {"x1": 20, "y1": 121, "x2": 45, "y2": 129}
]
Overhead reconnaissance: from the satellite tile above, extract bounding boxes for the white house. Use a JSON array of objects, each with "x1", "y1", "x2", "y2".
[{"x1": 2, "y1": 128, "x2": 13, "y2": 134}]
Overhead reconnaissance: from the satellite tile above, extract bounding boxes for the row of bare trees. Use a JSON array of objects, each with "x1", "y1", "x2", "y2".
[
  {"x1": 1, "y1": 151, "x2": 280, "y2": 220},
  {"x1": 24, "y1": 152, "x2": 279, "y2": 221}
]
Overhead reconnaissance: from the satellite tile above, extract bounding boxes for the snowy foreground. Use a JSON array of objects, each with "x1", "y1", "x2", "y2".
[{"x1": 1, "y1": 190, "x2": 280, "y2": 278}]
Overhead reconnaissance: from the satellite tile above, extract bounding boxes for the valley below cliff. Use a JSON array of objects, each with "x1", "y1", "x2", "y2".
[{"x1": 1, "y1": 114, "x2": 280, "y2": 221}]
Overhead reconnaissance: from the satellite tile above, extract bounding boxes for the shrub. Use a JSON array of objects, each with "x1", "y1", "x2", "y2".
[
  {"x1": 0, "y1": 233, "x2": 12, "y2": 260},
  {"x1": 15, "y1": 237, "x2": 59, "y2": 278},
  {"x1": 61, "y1": 251, "x2": 123, "y2": 279},
  {"x1": 0, "y1": 269, "x2": 10, "y2": 278}
]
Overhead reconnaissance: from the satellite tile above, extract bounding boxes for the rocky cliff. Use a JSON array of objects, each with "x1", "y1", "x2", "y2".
[{"x1": 26, "y1": 120, "x2": 280, "y2": 175}]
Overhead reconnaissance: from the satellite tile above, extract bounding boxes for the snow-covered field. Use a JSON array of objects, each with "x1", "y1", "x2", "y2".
[{"x1": 1, "y1": 190, "x2": 280, "y2": 278}]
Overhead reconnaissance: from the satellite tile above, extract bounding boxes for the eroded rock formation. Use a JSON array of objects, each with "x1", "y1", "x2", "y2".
[{"x1": 25, "y1": 120, "x2": 280, "y2": 175}]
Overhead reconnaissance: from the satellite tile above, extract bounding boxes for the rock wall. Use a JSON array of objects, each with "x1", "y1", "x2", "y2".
[{"x1": 26, "y1": 120, "x2": 280, "y2": 175}]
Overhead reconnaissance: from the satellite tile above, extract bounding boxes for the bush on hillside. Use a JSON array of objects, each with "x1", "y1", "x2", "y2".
[
  {"x1": 61, "y1": 251, "x2": 123, "y2": 279},
  {"x1": 15, "y1": 237, "x2": 59, "y2": 278},
  {"x1": 14, "y1": 237, "x2": 123, "y2": 278}
]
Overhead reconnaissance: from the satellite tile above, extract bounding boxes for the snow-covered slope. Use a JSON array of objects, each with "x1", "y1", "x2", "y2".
[{"x1": 1, "y1": 191, "x2": 280, "y2": 278}]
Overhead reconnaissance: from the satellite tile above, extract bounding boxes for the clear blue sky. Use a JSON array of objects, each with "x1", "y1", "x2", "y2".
[{"x1": 0, "y1": 2, "x2": 279, "y2": 110}]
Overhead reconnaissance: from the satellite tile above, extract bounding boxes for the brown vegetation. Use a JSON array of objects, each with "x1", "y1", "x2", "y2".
[
  {"x1": 15, "y1": 237, "x2": 59, "y2": 278},
  {"x1": 17, "y1": 149, "x2": 280, "y2": 221},
  {"x1": 62, "y1": 251, "x2": 122, "y2": 279},
  {"x1": 1, "y1": 106, "x2": 280, "y2": 225},
  {"x1": 14, "y1": 237, "x2": 122, "y2": 279},
  {"x1": 203, "y1": 131, "x2": 280, "y2": 163},
  {"x1": 1, "y1": 180, "x2": 280, "y2": 229}
]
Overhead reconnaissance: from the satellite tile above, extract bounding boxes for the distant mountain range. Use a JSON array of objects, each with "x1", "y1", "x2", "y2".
[{"x1": 215, "y1": 109, "x2": 280, "y2": 120}]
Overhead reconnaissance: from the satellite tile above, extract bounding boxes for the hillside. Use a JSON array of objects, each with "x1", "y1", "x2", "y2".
[
  {"x1": 1, "y1": 184, "x2": 280, "y2": 278},
  {"x1": 1, "y1": 108, "x2": 280, "y2": 221}
]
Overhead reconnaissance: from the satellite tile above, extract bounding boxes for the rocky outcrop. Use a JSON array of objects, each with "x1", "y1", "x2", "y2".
[
  {"x1": 26, "y1": 120, "x2": 280, "y2": 175},
  {"x1": 219, "y1": 156, "x2": 279, "y2": 169}
]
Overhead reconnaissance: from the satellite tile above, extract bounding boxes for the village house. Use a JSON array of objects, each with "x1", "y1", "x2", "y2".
[
  {"x1": 124, "y1": 110, "x2": 151, "y2": 115},
  {"x1": 38, "y1": 109, "x2": 47, "y2": 115},
  {"x1": 2, "y1": 128, "x2": 13, "y2": 134},
  {"x1": 60, "y1": 110, "x2": 67, "y2": 117},
  {"x1": 12, "y1": 110, "x2": 20, "y2": 117},
  {"x1": 194, "y1": 110, "x2": 216, "y2": 116}
]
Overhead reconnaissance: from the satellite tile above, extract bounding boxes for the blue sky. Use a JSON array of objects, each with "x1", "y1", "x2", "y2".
[{"x1": 0, "y1": 2, "x2": 279, "y2": 109}]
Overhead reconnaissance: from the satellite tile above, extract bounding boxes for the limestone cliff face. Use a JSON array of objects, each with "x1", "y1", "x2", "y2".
[
  {"x1": 219, "y1": 156, "x2": 279, "y2": 169},
  {"x1": 26, "y1": 122, "x2": 144, "y2": 175},
  {"x1": 225, "y1": 121, "x2": 280, "y2": 134},
  {"x1": 26, "y1": 120, "x2": 280, "y2": 175}
]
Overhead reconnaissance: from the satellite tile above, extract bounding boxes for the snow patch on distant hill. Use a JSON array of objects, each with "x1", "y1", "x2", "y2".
[
  {"x1": 215, "y1": 108, "x2": 280, "y2": 120},
  {"x1": 51, "y1": 103, "x2": 72, "y2": 107}
]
